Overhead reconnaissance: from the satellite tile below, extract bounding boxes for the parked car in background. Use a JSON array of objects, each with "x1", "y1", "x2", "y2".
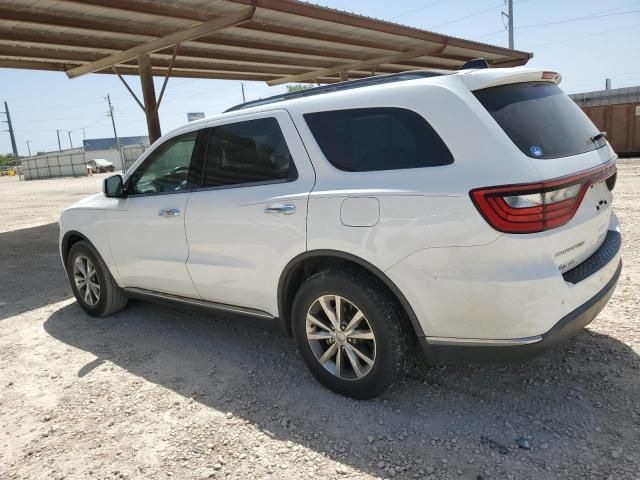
[
  {"x1": 59, "y1": 66, "x2": 621, "y2": 399},
  {"x1": 86, "y1": 158, "x2": 115, "y2": 173},
  {"x1": 0, "y1": 166, "x2": 15, "y2": 176}
]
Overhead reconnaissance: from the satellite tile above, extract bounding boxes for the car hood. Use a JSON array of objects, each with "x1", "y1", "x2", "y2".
[{"x1": 63, "y1": 192, "x2": 112, "y2": 211}]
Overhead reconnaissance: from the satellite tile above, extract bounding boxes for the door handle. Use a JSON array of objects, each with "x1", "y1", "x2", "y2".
[
  {"x1": 264, "y1": 203, "x2": 296, "y2": 215},
  {"x1": 158, "y1": 208, "x2": 181, "y2": 217}
]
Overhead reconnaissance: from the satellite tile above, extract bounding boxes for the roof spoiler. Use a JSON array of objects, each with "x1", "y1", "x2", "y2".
[{"x1": 459, "y1": 58, "x2": 489, "y2": 70}]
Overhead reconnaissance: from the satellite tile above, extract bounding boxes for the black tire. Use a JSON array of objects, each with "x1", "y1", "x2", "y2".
[
  {"x1": 291, "y1": 268, "x2": 412, "y2": 399},
  {"x1": 66, "y1": 240, "x2": 128, "y2": 317}
]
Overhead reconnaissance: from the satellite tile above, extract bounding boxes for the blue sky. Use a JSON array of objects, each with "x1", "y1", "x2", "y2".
[{"x1": 1, "y1": 0, "x2": 639, "y2": 155}]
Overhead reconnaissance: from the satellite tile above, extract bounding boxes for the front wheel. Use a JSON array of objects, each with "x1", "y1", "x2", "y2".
[
  {"x1": 67, "y1": 240, "x2": 128, "y2": 317},
  {"x1": 291, "y1": 269, "x2": 412, "y2": 399}
]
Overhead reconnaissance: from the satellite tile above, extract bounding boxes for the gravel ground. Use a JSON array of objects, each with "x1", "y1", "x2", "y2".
[{"x1": 1, "y1": 162, "x2": 639, "y2": 480}]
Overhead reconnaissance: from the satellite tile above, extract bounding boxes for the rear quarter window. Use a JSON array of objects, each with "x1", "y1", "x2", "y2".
[
  {"x1": 474, "y1": 82, "x2": 603, "y2": 159},
  {"x1": 304, "y1": 107, "x2": 453, "y2": 172}
]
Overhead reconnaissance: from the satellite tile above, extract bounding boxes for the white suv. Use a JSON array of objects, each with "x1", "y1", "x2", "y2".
[{"x1": 59, "y1": 66, "x2": 622, "y2": 399}]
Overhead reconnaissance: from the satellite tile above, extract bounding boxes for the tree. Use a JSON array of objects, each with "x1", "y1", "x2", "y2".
[{"x1": 0, "y1": 153, "x2": 15, "y2": 166}]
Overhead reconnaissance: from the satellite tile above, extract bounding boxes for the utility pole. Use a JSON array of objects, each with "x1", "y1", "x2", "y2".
[
  {"x1": 26, "y1": 140, "x2": 32, "y2": 157},
  {"x1": 2, "y1": 101, "x2": 19, "y2": 162},
  {"x1": 56, "y1": 129, "x2": 62, "y2": 152},
  {"x1": 105, "y1": 94, "x2": 124, "y2": 167},
  {"x1": 241, "y1": 82, "x2": 246, "y2": 103},
  {"x1": 502, "y1": 0, "x2": 514, "y2": 49},
  {"x1": 68, "y1": 130, "x2": 73, "y2": 149},
  {"x1": 82, "y1": 128, "x2": 86, "y2": 140}
]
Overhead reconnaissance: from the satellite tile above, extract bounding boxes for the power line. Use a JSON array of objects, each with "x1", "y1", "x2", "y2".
[
  {"x1": 428, "y1": 3, "x2": 503, "y2": 30},
  {"x1": 526, "y1": 22, "x2": 640, "y2": 49},
  {"x1": 389, "y1": 0, "x2": 448, "y2": 21},
  {"x1": 10, "y1": 99, "x2": 106, "y2": 114},
  {"x1": 473, "y1": 3, "x2": 640, "y2": 41},
  {"x1": 517, "y1": 9, "x2": 640, "y2": 30},
  {"x1": 11, "y1": 111, "x2": 106, "y2": 124},
  {"x1": 67, "y1": 114, "x2": 108, "y2": 133},
  {"x1": 474, "y1": 28, "x2": 506, "y2": 41}
]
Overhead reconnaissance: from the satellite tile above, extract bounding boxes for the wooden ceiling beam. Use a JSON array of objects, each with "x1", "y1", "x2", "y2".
[{"x1": 65, "y1": 7, "x2": 256, "y2": 78}]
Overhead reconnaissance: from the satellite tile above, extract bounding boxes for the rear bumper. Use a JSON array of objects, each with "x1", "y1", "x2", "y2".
[{"x1": 421, "y1": 259, "x2": 621, "y2": 363}]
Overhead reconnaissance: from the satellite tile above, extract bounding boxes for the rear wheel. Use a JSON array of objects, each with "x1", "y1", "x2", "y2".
[
  {"x1": 292, "y1": 269, "x2": 411, "y2": 399},
  {"x1": 67, "y1": 241, "x2": 128, "y2": 317}
]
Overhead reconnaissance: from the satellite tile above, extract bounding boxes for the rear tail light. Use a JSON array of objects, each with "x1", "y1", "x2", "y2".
[{"x1": 471, "y1": 162, "x2": 617, "y2": 234}]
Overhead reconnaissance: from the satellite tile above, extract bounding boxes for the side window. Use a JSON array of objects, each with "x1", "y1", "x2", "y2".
[
  {"x1": 129, "y1": 131, "x2": 199, "y2": 195},
  {"x1": 304, "y1": 107, "x2": 454, "y2": 172},
  {"x1": 203, "y1": 117, "x2": 296, "y2": 188}
]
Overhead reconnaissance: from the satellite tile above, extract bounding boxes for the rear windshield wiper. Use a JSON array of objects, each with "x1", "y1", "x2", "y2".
[{"x1": 591, "y1": 131, "x2": 607, "y2": 142}]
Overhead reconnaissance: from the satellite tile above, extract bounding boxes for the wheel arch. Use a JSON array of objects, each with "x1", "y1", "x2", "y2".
[
  {"x1": 60, "y1": 230, "x2": 91, "y2": 266},
  {"x1": 277, "y1": 250, "x2": 425, "y2": 339}
]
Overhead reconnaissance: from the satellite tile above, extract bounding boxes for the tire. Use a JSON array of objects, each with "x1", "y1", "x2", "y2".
[
  {"x1": 66, "y1": 240, "x2": 128, "y2": 317},
  {"x1": 291, "y1": 268, "x2": 412, "y2": 399}
]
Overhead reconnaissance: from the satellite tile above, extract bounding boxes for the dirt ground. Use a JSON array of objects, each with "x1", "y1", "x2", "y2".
[{"x1": 1, "y1": 163, "x2": 639, "y2": 480}]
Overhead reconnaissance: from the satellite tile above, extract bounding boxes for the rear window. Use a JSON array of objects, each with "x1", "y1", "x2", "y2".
[
  {"x1": 474, "y1": 82, "x2": 604, "y2": 159},
  {"x1": 304, "y1": 107, "x2": 453, "y2": 172}
]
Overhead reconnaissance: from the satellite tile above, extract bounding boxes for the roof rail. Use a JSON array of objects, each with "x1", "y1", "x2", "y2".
[{"x1": 225, "y1": 70, "x2": 449, "y2": 112}]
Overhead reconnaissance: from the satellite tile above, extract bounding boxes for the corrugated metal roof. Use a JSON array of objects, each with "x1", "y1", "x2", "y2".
[{"x1": 0, "y1": 0, "x2": 532, "y2": 84}]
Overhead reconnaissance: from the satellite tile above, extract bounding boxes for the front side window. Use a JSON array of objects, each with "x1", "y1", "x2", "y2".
[
  {"x1": 203, "y1": 117, "x2": 296, "y2": 187},
  {"x1": 129, "y1": 131, "x2": 198, "y2": 195},
  {"x1": 304, "y1": 107, "x2": 454, "y2": 172}
]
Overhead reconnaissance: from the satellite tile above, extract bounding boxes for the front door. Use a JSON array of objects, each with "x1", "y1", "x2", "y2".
[
  {"x1": 185, "y1": 110, "x2": 315, "y2": 316},
  {"x1": 106, "y1": 129, "x2": 206, "y2": 297}
]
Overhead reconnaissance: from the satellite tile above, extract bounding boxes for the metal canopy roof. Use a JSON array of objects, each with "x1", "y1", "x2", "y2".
[
  {"x1": 0, "y1": 0, "x2": 532, "y2": 85},
  {"x1": 0, "y1": 0, "x2": 532, "y2": 143}
]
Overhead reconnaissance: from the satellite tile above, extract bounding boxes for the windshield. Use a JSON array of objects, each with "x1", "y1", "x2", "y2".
[{"x1": 474, "y1": 82, "x2": 605, "y2": 159}]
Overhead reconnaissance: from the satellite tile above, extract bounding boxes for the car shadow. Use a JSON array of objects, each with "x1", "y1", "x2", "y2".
[
  {"x1": 0, "y1": 222, "x2": 72, "y2": 320},
  {"x1": 43, "y1": 299, "x2": 640, "y2": 478}
]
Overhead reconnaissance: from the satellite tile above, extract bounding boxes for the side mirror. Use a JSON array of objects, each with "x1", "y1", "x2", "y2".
[{"x1": 103, "y1": 174, "x2": 125, "y2": 198}]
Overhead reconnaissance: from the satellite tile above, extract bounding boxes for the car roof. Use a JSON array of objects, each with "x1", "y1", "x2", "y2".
[
  {"x1": 164, "y1": 66, "x2": 548, "y2": 140},
  {"x1": 225, "y1": 70, "x2": 450, "y2": 112}
]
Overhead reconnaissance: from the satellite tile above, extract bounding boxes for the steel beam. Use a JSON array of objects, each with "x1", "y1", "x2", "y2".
[
  {"x1": 65, "y1": 7, "x2": 255, "y2": 78},
  {"x1": 268, "y1": 46, "x2": 446, "y2": 86},
  {"x1": 228, "y1": 0, "x2": 532, "y2": 61},
  {"x1": 138, "y1": 54, "x2": 161, "y2": 143}
]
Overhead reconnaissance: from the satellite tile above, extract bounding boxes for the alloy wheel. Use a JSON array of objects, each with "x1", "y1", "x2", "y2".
[
  {"x1": 73, "y1": 255, "x2": 101, "y2": 306},
  {"x1": 306, "y1": 295, "x2": 376, "y2": 380}
]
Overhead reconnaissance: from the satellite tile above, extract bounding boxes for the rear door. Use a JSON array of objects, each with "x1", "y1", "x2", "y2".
[{"x1": 185, "y1": 110, "x2": 315, "y2": 316}]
